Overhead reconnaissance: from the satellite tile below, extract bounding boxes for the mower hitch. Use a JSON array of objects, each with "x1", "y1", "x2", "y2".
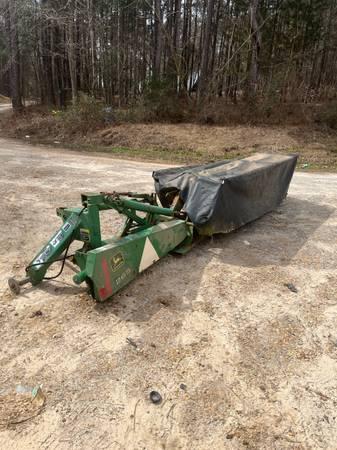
[{"x1": 8, "y1": 191, "x2": 193, "y2": 302}]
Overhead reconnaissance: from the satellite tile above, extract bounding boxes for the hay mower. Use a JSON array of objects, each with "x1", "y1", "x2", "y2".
[{"x1": 8, "y1": 153, "x2": 297, "y2": 302}]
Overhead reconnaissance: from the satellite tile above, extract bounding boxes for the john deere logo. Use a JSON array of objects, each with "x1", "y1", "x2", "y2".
[{"x1": 111, "y1": 252, "x2": 124, "y2": 271}]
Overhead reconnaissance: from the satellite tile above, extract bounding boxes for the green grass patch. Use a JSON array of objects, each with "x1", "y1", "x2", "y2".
[{"x1": 44, "y1": 141, "x2": 231, "y2": 165}]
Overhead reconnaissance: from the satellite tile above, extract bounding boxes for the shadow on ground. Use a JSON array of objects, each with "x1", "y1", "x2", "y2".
[
  {"x1": 14, "y1": 196, "x2": 335, "y2": 324},
  {"x1": 92, "y1": 195, "x2": 335, "y2": 322}
]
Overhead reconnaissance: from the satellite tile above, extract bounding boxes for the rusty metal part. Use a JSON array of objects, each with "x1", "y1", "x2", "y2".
[{"x1": 8, "y1": 277, "x2": 30, "y2": 295}]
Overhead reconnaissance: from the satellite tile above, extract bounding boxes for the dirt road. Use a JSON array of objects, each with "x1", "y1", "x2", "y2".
[
  {"x1": 0, "y1": 138, "x2": 336, "y2": 449},
  {"x1": 0, "y1": 104, "x2": 12, "y2": 113}
]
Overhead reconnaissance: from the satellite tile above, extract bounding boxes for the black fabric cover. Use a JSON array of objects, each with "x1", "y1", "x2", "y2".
[{"x1": 153, "y1": 153, "x2": 298, "y2": 236}]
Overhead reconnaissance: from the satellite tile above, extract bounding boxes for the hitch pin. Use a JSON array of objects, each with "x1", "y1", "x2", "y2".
[{"x1": 8, "y1": 277, "x2": 31, "y2": 296}]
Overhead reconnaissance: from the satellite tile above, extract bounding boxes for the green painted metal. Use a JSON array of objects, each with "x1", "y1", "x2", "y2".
[
  {"x1": 79, "y1": 219, "x2": 191, "y2": 301},
  {"x1": 14, "y1": 191, "x2": 193, "y2": 301},
  {"x1": 26, "y1": 212, "x2": 81, "y2": 285},
  {"x1": 109, "y1": 197, "x2": 176, "y2": 216}
]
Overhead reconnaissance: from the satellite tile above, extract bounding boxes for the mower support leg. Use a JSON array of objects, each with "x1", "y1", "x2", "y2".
[{"x1": 8, "y1": 277, "x2": 31, "y2": 295}]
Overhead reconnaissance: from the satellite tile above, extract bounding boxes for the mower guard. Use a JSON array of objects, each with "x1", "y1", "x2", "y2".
[{"x1": 153, "y1": 153, "x2": 298, "y2": 235}]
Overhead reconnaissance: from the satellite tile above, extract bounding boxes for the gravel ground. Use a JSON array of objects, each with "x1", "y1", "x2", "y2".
[{"x1": 0, "y1": 138, "x2": 336, "y2": 449}]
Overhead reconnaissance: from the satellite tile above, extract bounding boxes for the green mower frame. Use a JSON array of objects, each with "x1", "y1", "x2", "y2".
[{"x1": 8, "y1": 192, "x2": 193, "y2": 302}]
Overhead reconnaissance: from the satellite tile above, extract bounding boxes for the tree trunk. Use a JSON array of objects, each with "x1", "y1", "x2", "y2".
[
  {"x1": 246, "y1": 0, "x2": 261, "y2": 102},
  {"x1": 153, "y1": 0, "x2": 162, "y2": 81},
  {"x1": 198, "y1": 0, "x2": 215, "y2": 100},
  {"x1": 5, "y1": 1, "x2": 23, "y2": 110},
  {"x1": 67, "y1": 18, "x2": 77, "y2": 104}
]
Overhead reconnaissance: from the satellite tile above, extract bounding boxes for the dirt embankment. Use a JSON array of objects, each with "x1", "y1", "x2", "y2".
[
  {"x1": 0, "y1": 107, "x2": 336, "y2": 170},
  {"x1": 93, "y1": 122, "x2": 337, "y2": 170}
]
